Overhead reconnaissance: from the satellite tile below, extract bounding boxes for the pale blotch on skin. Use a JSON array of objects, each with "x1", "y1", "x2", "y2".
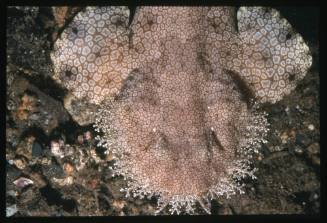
[{"x1": 51, "y1": 6, "x2": 312, "y2": 214}]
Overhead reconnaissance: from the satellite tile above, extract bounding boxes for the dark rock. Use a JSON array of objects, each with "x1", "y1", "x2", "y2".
[
  {"x1": 6, "y1": 165, "x2": 22, "y2": 191},
  {"x1": 32, "y1": 141, "x2": 43, "y2": 157},
  {"x1": 62, "y1": 198, "x2": 77, "y2": 212},
  {"x1": 39, "y1": 185, "x2": 63, "y2": 206},
  {"x1": 15, "y1": 136, "x2": 35, "y2": 161},
  {"x1": 63, "y1": 93, "x2": 98, "y2": 126},
  {"x1": 42, "y1": 158, "x2": 66, "y2": 179},
  {"x1": 6, "y1": 127, "x2": 20, "y2": 148},
  {"x1": 19, "y1": 187, "x2": 40, "y2": 205},
  {"x1": 295, "y1": 133, "x2": 311, "y2": 147},
  {"x1": 29, "y1": 171, "x2": 48, "y2": 188},
  {"x1": 8, "y1": 77, "x2": 70, "y2": 134}
]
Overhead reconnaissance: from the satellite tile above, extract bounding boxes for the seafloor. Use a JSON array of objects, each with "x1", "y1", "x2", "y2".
[{"x1": 6, "y1": 6, "x2": 320, "y2": 216}]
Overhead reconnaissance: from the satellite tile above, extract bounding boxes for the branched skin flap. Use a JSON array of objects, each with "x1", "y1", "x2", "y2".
[{"x1": 51, "y1": 7, "x2": 312, "y2": 214}]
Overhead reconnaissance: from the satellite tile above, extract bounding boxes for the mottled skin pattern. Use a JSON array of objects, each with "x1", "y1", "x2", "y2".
[{"x1": 51, "y1": 7, "x2": 312, "y2": 214}]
